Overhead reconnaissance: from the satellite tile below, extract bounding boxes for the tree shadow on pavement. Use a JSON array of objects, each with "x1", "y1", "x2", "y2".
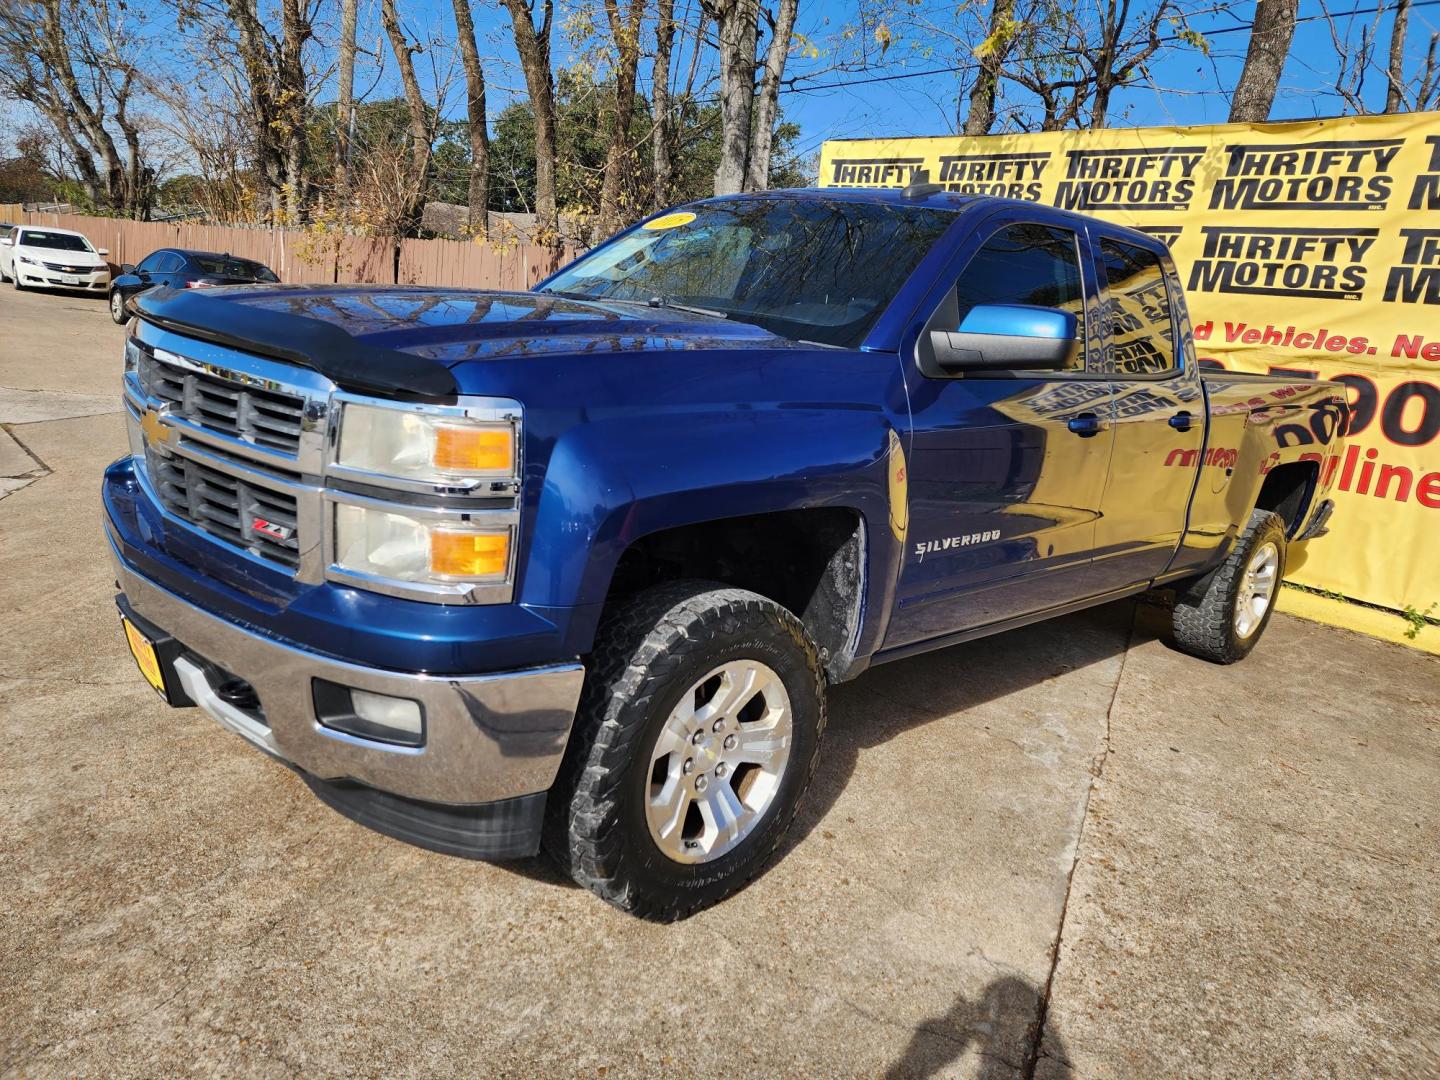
[{"x1": 884, "y1": 976, "x2": 1072, "y2": 1079}]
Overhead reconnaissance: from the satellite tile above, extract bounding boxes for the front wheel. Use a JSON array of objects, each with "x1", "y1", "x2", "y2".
[
  {"x1": 1171, "y1": 509, "x2": 1288, "y2": 664},
  {"x1": 109, "y1": 289, "x2": 129, "y2": 324},
  {"x1": 545, "y1": 581, "x2": 826, "y2": 920}
]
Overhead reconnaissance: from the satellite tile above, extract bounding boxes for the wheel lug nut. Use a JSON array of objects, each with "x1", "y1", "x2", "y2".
[
  {"x1": 723, "y1": 734, "x2": 737, "y2": 750},
  {"x1": 682, "y1": 758, "x2": 695, "y2": 774},
  {"x1": 692, "y1": 730, "x2": 705, "y2": 745},
  {"x1": 715, "y1": 762, "x2": 728, "y2": 778},
  {"x1": 695, "y1": 775, "x2": 709, "y2": 792},
  {"x1": 712, "y1": 719, "x2": 725, "y2": 733}
]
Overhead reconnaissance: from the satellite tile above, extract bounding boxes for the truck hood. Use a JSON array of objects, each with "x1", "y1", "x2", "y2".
[
  {"x1": 135, "y1": 284, "x2": 803, "y2": 398},
  {"x1": 223, "y1": 284, "x2": 800, "y2": 361}
]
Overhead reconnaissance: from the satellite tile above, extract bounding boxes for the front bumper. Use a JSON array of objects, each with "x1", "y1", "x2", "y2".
[
  {"x1": 108, "y1": 527, "x2": 585, "y2": 811},
  {"x1": 17, "y1": 264, "x2": 109, "y2": 289}
]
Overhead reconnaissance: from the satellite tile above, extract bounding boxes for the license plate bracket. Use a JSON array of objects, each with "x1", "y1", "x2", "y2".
[{"x1": 115, "y1": 601, "x2": 194, "y2": 707}]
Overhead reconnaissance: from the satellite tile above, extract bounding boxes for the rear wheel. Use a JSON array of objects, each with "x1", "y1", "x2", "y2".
[
  {"x1": 109, "y1": 289, "x2": 129, "y2": 324},
  {"x1": 545, "y1": 581, "x2": 826, "y2": 920},
  {"x1": 1171, "y1": 509, "x2": 1287, "y2": 664}
]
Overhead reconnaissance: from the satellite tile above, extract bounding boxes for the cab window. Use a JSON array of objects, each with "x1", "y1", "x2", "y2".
[
  {"x1": 1097, "y1": 239, "x2": 1176, "y2": 376},
  {"x1": 952, "y1": 224, "x2": 1087, "y2": 372},
  {"x1": 137, "y1": 252, "x2": 167, "y2": 274}
]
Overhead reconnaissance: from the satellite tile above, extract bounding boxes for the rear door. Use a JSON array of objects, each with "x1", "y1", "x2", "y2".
[
  {"x1": 152, "y1": 252, "x2": 187, "y2": 288},
  {"x1": 1086, "y1": 233, "x2": 1206, "y2": 593},
  {"x1": 883, "y1": 211, "x2": 1117, "y2": 649}
]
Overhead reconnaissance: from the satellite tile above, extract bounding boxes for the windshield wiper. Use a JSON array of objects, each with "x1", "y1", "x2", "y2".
[
  {"x1": 646, "y1": 295, "x2": 728, "y2": 320},
  {"x1": 543, "y1": 288, "x2": 729, "y2": 322}
]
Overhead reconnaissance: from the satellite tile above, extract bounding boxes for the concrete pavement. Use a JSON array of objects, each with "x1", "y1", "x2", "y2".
[{"x1": 1, "y1": 281, "x2": 1436, "y2": 1078}]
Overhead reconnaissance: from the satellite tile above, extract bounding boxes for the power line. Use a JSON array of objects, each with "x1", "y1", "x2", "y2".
[{"x1": 778, "y1": 0, "x2": 1440, "y2": 95}]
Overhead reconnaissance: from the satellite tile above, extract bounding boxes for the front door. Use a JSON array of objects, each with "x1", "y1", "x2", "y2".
[
  {"x1": 884, "y1": 215, "x2": 1116, "y2": 650},
  {"x1": 1086, "y1": 234, "x2": 1206, "y2": 593}
]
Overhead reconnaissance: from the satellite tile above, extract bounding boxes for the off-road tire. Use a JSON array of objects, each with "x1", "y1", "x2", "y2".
[
  {"x1": 544, "y1": 581, "x2": 826, "y2": 920},
  {"x1": 109, "y1": 289, "x2": 130, "y2": 324},
  {"x1": 1172, "y1": 509, "x2": 1288, "y2": 664}
]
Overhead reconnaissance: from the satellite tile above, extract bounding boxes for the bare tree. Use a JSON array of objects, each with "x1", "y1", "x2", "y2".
[
  {"x1": 500, "y1": 0, "x2": 559, "y2": 240},
  {"x1": 704, "y1": 0, "x2": 759, "y2": 195},
  {"x1": 451, "y1": 0, "x2": 489, "y2": 236},
  {"x1": 0, "y1": 0, "x2": 153, "y2": 215},
  {"x1": 650, "y1": 0, "x2": 677, "y2": 210},
  {"x1": 336, "y1": 0, "x2": 358, "y2": 207},
  {"x1": 1385, "y1": 0, "x2": 1440, "y2": 111},
  {"x1": 963, "y1": 0, "x2": 1017, "y2": 135},
  {"x1": 1321, "y1": 0, "x2": 1387, "y2": 112},
  {"x1": 199, "y1": 0, "x2": 316, "y2": 222},
  {"x1": 380, "y1": 0, "x2": 435, "y2": 237},
  {"x1": 1002, "y1": 0, "x2": 1182, "y2": 130},
  {"x1": 745, "y1": 0, "x2": 799, "y2": 190},
  {"x1": 1229, "y1": 0, "x2": 1297, "y2": 122},
  {"x1": 598, "y1": 0, "x2": 646, "y2": 232}
]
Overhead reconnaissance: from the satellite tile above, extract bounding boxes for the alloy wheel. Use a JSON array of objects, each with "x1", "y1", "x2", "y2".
[
  {"x1": 1234, "y1": 542, "x2": 1279, "y2": 639},
  {"x1": 645, "y1": 659, "x2": 793, "y2": 864}
]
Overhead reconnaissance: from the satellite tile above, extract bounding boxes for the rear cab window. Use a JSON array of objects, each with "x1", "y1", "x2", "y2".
[{"x1": 1097, "y1": 238, "x2": 1177, "y2": 376}]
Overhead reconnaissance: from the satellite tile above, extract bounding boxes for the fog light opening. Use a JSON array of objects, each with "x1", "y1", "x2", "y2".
[{"x1": 312, "y1": 679, "x2": 425, "y2": 747}]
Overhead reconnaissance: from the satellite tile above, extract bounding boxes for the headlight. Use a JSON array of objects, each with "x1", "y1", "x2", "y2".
[
  {"x1": 336, "y1": 401, "x2": 515, "y2": 483},
  {"x1": 17, "y1": 255, "x2": 35, "y2": 265},
  {"x1": 333, "y1": 503, "x2": 511, "y2": 583}
]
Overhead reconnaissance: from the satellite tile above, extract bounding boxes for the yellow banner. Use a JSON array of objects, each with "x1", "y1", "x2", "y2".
[{"x1": 821, "y1": 114, "x2": 1440, "y2": 615}]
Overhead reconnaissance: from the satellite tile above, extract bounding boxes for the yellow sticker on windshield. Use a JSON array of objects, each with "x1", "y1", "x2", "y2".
[{"x1": 642, "y1": 211, "x2": 695, "y2": 231}]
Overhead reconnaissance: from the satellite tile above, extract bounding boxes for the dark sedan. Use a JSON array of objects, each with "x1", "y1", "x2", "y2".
[{"x1": 109, "y1": 248, "x2": 279, "y2": 324}]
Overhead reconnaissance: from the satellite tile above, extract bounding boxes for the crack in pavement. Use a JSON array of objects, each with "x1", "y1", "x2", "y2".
[{"x1": 1019, "y1": 604, "x2": 1134, "y2": 1079}]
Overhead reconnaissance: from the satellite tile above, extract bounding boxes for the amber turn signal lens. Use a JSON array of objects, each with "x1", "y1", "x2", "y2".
[
  {"x1": 428, "y1": 529, "x2": 510, "y2": 579},
  {"x1": 432, "y1": 425, "x2": 512, "y2": 474}
]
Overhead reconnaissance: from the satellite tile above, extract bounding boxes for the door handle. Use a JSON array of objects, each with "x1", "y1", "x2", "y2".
[
  {"x1": 1168, "y1": 411, "x2": 1193, "y2": 432},
  {"x1": 1067, "y1": 412, "x2": 1105, "y2": 438}
]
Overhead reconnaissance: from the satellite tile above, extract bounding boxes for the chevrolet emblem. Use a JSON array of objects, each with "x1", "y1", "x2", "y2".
[{"x1": 141, "y1": 408, "x2": 175, "y2": 448}]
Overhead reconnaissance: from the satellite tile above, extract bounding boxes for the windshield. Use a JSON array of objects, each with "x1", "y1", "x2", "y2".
[
  {"x1": 538, "y1": 198, "x2": 955, "y2": 347},
  {"x1": 193, "y1": 255, "x2": 279, "y2": 281},
  {"x1": 20, "y1": 230, "x2": 93, "y2": 253}
]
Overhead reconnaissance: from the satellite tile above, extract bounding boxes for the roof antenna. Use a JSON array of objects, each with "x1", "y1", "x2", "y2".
[{"x1": 902, "y1": 169, "x2": 943, "y2": 199}]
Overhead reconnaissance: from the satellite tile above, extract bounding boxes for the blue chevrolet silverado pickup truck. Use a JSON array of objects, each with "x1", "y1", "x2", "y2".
[{"x1": 104, "y1": 185, "x2": 1347, "y2": 919}]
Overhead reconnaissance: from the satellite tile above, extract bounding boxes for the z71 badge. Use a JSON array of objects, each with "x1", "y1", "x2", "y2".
[
  {"x1": 251, "y1": 517, "x2": 294, "y2": 542},
  {"x1": 914, "y1": 530, "x2": 1001, "y2": 561}
]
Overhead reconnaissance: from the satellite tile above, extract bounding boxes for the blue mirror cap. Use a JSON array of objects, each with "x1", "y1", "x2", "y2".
[{"x1": 957, "y1": 304, "x2": 1077, "y2": 340}]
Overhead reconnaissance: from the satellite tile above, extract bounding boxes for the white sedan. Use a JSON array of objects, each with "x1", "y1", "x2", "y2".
[{"x1": 0, "y1": 225, "x2": 111, "y2": 293}]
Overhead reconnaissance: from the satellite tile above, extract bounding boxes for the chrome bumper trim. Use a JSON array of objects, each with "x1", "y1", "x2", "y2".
[{"x1": 107, "y1": 530, "x2": 584, "y2": 804}]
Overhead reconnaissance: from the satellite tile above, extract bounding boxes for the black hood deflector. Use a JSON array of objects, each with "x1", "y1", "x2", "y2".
[{"x1": 133, "y1": 287, "x2": 460, "y2": 398}]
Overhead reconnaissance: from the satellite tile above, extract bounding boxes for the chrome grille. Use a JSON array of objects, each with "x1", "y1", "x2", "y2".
[
  {"x1": 44, "y1": 260, "x2": 90, "y2": 273},
  {"x1": 149, "y1": 448, "x2": 301, "y2": 569},
  {"x1": 139, "y1": 350, "x2": 305, "y2": 455}
]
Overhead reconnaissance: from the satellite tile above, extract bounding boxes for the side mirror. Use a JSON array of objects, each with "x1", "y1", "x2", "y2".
[
  {"x1": 120, "y1": 263, "x2": 136, "y2": 274},
  {"x1": 0, "y1": 238, "x2": 12, "y2": 247},
  {"x1": 97, "y1": 247, "x2": 110, "y2": 257},
  {"x1": 929, "y1": 304, "x2": 1079, "y2": 372}
]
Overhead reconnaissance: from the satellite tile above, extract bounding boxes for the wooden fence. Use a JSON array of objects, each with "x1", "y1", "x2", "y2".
[{"x1": 0, "y1": 207, "x2": 580, "y2": 291}]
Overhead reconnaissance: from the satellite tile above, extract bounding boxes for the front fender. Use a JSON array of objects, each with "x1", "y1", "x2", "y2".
[{"x1": 520, "y1": 405, "x2": 907, "y2": 656}]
